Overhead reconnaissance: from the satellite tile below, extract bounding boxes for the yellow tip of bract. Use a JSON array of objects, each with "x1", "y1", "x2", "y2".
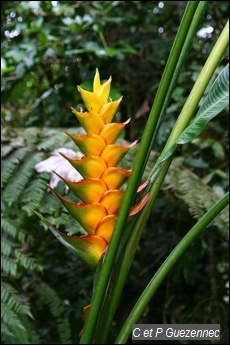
[
  {"x1": 77, "y1": 70, "x2": 112, "y2": 113},
  {"x1": 93, "y1": 68, "x2": 112, "y2": 103},
  {"x1": 93, "y1": 68, "x2": 101, "y2": 93}
]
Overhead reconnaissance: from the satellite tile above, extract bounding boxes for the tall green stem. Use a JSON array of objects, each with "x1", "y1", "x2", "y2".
[{"x1": 115, "y1": 192, "x2": 229, "y2": 344}]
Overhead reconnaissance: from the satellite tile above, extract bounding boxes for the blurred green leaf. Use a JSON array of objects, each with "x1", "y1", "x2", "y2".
[{"x1": 178, "y1": 64, "x2": 229, "y2": 144}]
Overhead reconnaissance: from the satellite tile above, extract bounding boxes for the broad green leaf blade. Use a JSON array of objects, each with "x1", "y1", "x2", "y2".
[
  {"x1": 177, "y1": 63, "x2": 229, "y2": 144},
  {"x1": 149, "y1": 64, "x2": 229, "y2": 181}
]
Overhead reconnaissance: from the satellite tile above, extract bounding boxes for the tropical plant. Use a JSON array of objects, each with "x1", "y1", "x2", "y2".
[
  {"x1": 35, "y1": 3, "x2": 229, "y2": 342},
  {"x1": 1, "y1": 1, "x2": 229, "y2": 344}
]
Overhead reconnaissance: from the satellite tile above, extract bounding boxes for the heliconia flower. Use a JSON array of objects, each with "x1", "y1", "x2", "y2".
[{"x1": 48, "y1": 69, "x2": 149, "y2": 270}]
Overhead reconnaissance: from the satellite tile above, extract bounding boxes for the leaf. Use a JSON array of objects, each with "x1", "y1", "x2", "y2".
[
  {"x1": 177, "y1": 64, "x2": 229, "y2": 144},
  {"x1": 150, "y1": 64, "x2": 229, "y2": 179}
]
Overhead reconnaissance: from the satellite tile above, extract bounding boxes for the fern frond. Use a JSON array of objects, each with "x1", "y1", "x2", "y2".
[
  {"x1": 1, "y1": 198, "x2": 9, "y2": 214},
  {"x1": 38, "y1": 191, "x2": 64, "y2": 215},
  {"x1": 1, "y1": 237, "x2": 15, "y2": 257},
  {"x1": 1, "y1": 145, "x2": 14, "y2": 159},
  {"x1": 164, "y1": 160, "x2": 229, "y2": 234},
  {"x1": 1, "y1": 282, "x2": 33, "y2": 318},
  {"x1": 35, "y1": 282, "x2": 72, "y2": 344},
  {"x1": 1, "y1": 217, "x2": 34, "y2": 243},
  {"x1": 17, "y1": 126, "x2": 41, "y2": 144},
  {"x1": 15, "y1": 314, "x2": 41, "y2": 344},
  {"x1": 1, "y1": 304, "x2": 39, "y2": 345},
  {"x1": 1, "y1": 256, "x2": 18, "y2": 277},
  {"x1": 1, "y1": 218, "x2": 17, "y2": 239},
  {"x1": 1, "y1": 147, "x2": 31, "y2": 188},
  {"x1": 14, "y1": 249, "x2": 43, "y2": 273},
  {"x1": 3, "y1": 152, "x2": 45, "y2": 206},
  {"x1": 1, "y1": 323, "x2": 14, "y2": 338},
  {"x1": 36, "y1": 127, "x2": 84, "y2": 151},
  {"x1": 1, "y1": 301, "x2": 26, "y2": 331},
  {"x1": 21, "y1": 173, "x2": 50, "y2": 215},
  {"x1": 37, "y1": 132, "x2": 71, "y2": 151}
]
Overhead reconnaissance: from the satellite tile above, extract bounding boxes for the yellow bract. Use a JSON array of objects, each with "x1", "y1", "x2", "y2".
[{"x1": 93, "y1": 68, "x2": 111, "y2": 102}]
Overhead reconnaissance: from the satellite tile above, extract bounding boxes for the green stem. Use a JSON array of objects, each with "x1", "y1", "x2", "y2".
[
  {"x1": 115, "y1": 192, "x2": 229, "y2": 344},
  {"x1": 80, "y1": 3, "x2": 202, "y2": 344}
]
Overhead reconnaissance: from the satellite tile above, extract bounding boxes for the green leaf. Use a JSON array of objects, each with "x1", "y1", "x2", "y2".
[
  {"x1": 150, "y1": 64, "x2": 229, "y2": 178},
  {"x1": 177, "y1": 64, "x2": 229, "y2": 144}
]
